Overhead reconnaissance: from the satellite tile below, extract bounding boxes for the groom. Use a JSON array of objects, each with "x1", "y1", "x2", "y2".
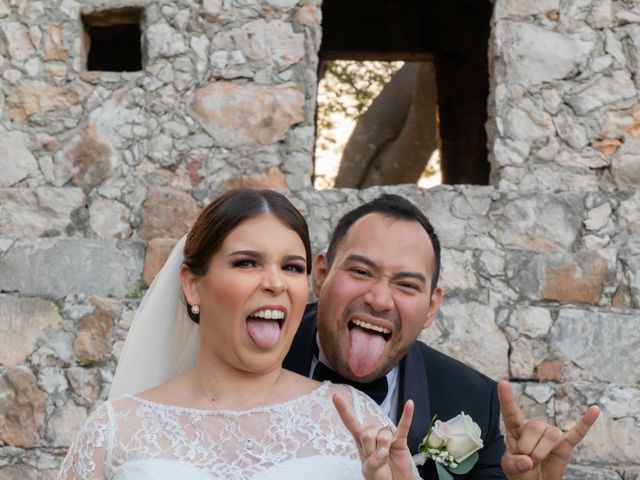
[{"x1": 284, "y1": 194, "x2": 598, "y2": 479}]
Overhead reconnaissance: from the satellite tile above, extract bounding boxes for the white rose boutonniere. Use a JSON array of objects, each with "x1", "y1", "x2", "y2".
[{"x1": 413, "y1": 413, "x2": 483, "y2": 480}]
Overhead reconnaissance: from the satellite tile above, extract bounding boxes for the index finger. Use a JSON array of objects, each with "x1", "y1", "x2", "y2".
[
  {"x1": 563, "y1": 405, "x2": 600, "y2": 448},
  {"x1": 333, "y1": 393, "x2": 363, "y2": 439},
  {"x1": 394, "y1": 400, "x2": 414, "y2": 443},
  {"x1": 498, "y1": 380, "x2": 525, "y2": 439}
]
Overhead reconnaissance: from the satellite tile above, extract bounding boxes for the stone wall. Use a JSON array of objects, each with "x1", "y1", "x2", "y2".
[{"x1": 0, "y1": 0, "x2": 639, "y2": 479}]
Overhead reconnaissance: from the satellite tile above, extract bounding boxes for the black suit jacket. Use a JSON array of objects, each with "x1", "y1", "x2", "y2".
[{"x1": 284, "y1": 304, "x2": 506, "y2": 479}]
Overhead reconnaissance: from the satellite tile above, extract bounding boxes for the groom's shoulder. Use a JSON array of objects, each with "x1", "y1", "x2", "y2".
[{"x1": 412, "y1": 340, "x2": 497, "y2": 392}]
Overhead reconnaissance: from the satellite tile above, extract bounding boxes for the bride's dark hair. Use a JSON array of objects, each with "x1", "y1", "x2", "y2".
[{"x1": 182, "y1": 188, "x2": 312, "y2": 323}]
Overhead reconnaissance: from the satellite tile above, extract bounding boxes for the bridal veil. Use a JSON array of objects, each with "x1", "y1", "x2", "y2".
[{"x1": 109, "y1": 235, "x2": 199, "y2": 399}]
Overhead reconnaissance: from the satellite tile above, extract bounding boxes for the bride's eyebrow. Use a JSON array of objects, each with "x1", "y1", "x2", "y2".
[{"x1": 228, "y1": 250, "x2": 261, "y2": 259}]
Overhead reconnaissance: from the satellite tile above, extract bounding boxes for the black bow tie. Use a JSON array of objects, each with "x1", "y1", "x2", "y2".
[{"x1": 312, "y1": 361, "x2": 389, "y2": 405}]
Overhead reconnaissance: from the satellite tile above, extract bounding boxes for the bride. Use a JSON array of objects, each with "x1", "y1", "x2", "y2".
[{"x1": 59, "y1": 189, "x2": 417, "y2": 480}]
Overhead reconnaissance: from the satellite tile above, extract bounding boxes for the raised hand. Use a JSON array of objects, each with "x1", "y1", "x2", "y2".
[
  {"x1": 333, "y1": 394, "x2": 415, "y2": 480},
  {"x1": 498, "y1": 380, "x2": 600, "y2": 480}
]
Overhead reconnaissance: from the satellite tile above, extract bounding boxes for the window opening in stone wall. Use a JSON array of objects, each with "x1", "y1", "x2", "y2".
[
  {"x1": 313, "y1": 0, "x2": 492, "y2": 189},
  {"x1": 82, "y1": 8, "x2": 143, "y2": 72}
]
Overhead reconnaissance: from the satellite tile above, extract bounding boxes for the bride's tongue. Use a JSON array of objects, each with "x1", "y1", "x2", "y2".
[
  {"x1": 246, "y1": 318, "x2": 281, "y2": 349},
  {"x1": 348, "y1": 326, "x2": 387, "y2": 378}
]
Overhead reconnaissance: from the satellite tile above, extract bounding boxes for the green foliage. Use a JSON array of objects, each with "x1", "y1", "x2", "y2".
[{"x1": 316, "y1": 60, "x2": 403, "y2": 152}]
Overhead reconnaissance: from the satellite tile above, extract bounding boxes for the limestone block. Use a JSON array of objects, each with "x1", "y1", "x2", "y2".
[
  {"x1": 493, "y1": 0, "x2": 559, "y2": 19},
  {"x1": 554, "y1": 111, "x2": 588, "y2": 149},
  {"x1": 490, "y1": 194, "x2": 583, "y2": 253},
  {"x1": 43, "y1": 24, "x2": 68, "y2": 61},
  {"x1": 572, "y1": 415, "x2": 640, "y2": 464},
  {"x1": 479, "y1": 250, "x2": 506, "y2": 277},
  {"x1": 138, "y1": 188, "x2": 199, "y2": 240},
  {"x1": 565, "y1": 465, "x2": 621, "y2": 480},
  {"x1": 38, "y1": 367, "x2": 68, "y2": 395},
  {"x1": 0, "y1": 367, "x2": 46, "y2": 448},
  {"x1": 0, "y1": 239, "x2": 144, "y2": 298},
  {"x1": 612, "y1": 153, "x2": 640, "y2": 191},
  {"x1": 599, "y1": 386, "x2": 640, "y2": 418},
  {"x1": 626, "y1": 256, "x2": 640, "y2": 307},
  {"x1": 504, "y1": 98, "x2": 555, "y2": 142},
  {"x1": 0, "y1": 187, "x2": 86, "y2": 237},
  {"x1": 509, "y1": 306, "x2": 552, "y2": 338},
  {"x1": 509, "y1": 249, "x2": 615, "y2": 304},
  {"x1": 226, "y1": 166, "x2": 289, "y2": 190},
  {"x1": 265, "y1": 0, "x2": 298, "y2": 8},
  {"x1": 89, "y1": 199, "x2": 131, "y2": 239},
  {"x1": 53, "y1": 133, "x2": 118, "y2": 188},
  {"x1": 566, "y1": 71, "x2": 637, "y2": 115},
  {"x1": 540, "y1": 250, "x2": 613, "y2": 304},
  {"x1": 551, "y1": 309, "x2": 640, "y2": 383},
  {"x1": 0, "y1": 0, "x2": 9, "y2": 17},
  {"x1": 618, "y1": 192, "x2": 640, "y2": 232},
  {"x1": 509, "y1": 337, "x2": 536, "y2": 378},
  {"x1": 1, "y1": 22, "x2": 36, "y2": 62},
  {"x1": 535, "y1": 359, "x2": 564, "y2": 381},
  {"x1": 73, "y1": 296, "x2": 120, "y2": 364},
  {"x1": 66, "y1": 367, "x2": 102, "y2": 405},
  {"x1": 415, "y1": 189, "x2": 467, "y2": 248},
  {"x1": 584, "y1": 202, "x2": 612, "y2": 231},
  {"x1": 146, "y1": 23, "x2": 188, "y2": 59},
  {"x1": 47, "y1": 401, "x2": 87, "y2": 447},
  {"x1": 200, "y1": 0, "x2": 223, "y2": 21},
  {"x1": 0, "y1": 131, "x2": 39, "y2": 187},
  {"x1": 0, "y1": 464, "x2": 58, "y2": 480},
  {"x1": 0, "y1": 295, "x2": 64, "y2": 366},
  {"x1": 422, "y1": 301, "x2": 509, "y2": 380},
  {"x1": 295, "y1": 5, "x2": 321, "y2": 26},
  {"x1": 496, "y1": 22, "x2": 593, "y2": 87},
  {"x1": 216, "y1": 19, "x2": 304, "y2": 69},
  {"x1": 7, "y1": 79, "x2": 93, "y2": 122},
  {"x1": 192, "y1": 82, "x2": 305, "y2": 147},
  {"x1": 142, "y1": 238, "x2": 179, "y2": 287},
  {"x1": 439, "y1": 249, "x2": 478, "y2": 291}
]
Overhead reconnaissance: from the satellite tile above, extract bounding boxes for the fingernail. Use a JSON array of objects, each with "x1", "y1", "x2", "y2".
[
  {"x1": 517, "y1": 460, "x2": 529, "y2": 472},
  {"x1": 377, "y1": 448, "x2": 388, "y2": 459}
]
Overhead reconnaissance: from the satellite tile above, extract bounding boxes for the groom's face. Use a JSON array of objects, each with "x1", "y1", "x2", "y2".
[{"x1": 313, "y1": 213, "x2": 442, "y2": 383}]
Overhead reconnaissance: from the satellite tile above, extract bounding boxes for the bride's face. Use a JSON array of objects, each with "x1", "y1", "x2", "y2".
[{"x1": 185, "y1": 214, "x2": 309, "y2": 373}]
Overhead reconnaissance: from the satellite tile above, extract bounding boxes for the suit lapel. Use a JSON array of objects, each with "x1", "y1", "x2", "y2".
[
  {"x1": 398, "y1": 344, "x2": 431, "y2": 454},
  {"x1": 283, "y1": 303, "x2": 318, "y2": 376}
]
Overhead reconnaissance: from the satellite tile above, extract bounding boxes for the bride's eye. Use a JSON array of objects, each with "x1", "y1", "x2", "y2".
[
  {"x1": 283, "y1": 263, "x2": 306, "y2": 274},
  {"x1": 233, "y1": 259, "x2": 258, "y2": 268}
]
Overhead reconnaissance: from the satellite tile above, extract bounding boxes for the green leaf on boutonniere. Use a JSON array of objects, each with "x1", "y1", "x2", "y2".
[
  {"x1": 449, "y1": 452, "x2": 479, "y2": 475},
  {"x1": 435, "y1": 462, "x2": 455, "y2": 480}
]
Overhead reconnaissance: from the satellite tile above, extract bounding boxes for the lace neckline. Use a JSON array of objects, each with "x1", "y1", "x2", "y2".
[{"x1": 125, "y1": 380, "x2": 331, "y2": 416}]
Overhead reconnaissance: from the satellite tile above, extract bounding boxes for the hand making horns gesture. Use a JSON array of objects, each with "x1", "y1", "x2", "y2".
[
  {"x1": 498, "y1": 380, "x2": 601, "y2": 480},
  {"x1": 333, "y1": 394, "x2": 416, "y2": 480}
]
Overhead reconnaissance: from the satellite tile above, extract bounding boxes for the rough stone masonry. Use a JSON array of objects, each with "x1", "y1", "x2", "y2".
[{"x1": 0, "y1": 0, "x2": 639, "y2": 478}]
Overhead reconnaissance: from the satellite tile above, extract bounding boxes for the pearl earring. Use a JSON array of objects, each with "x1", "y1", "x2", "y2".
[{"x1": 191, "y1": 305, "x2": 200, "y2": 315}]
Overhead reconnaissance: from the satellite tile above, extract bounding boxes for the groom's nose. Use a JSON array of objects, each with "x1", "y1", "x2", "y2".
[{"x1": 363, "y1": 281, "x2": 394, "y2": 313}]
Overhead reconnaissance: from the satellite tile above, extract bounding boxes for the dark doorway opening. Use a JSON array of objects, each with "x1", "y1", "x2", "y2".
[
  {"x1": 316, "y1": 0, "x2": 492, "y2": 187},
  {"x1": 82, "y1": 8, "x2": 143, "y2": 72}
]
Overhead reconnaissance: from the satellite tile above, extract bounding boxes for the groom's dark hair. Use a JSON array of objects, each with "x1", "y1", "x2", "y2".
[{"x1": 325, "y1": 194, "x2": 441, "y2": 294}]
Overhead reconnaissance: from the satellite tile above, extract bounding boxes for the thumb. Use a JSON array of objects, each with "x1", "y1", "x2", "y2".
[{"x1": 501, "y1": 452, "x2": 534, "y2": 477}]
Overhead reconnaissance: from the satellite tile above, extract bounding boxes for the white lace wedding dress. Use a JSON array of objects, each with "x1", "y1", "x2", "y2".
[{"x1": 59, "y1": 382, "x2": 413, "y2": 480}]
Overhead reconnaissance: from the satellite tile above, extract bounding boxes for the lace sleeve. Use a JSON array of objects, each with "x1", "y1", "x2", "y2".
[{"x1": 58, "y1": 402, "x2": 113, "y2": 480}]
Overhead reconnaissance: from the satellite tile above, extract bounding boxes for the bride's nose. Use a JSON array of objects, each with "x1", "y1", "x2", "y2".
[{"x1": 261, "y1": 266, "x2": 286, "y2": 295}]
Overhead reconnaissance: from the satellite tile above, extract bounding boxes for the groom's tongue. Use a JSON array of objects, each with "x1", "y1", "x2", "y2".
[
  {"x1": 246, "y1": 319, "x2": 280, "y2": 349},
  {"x1": 348, "y1": 327, "x2": 387, "y2": 378}
]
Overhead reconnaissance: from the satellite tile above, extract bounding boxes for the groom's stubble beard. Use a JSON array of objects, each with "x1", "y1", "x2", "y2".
[{"x1": 318, "y1": 300, "x2": 410, "y2": 383}]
